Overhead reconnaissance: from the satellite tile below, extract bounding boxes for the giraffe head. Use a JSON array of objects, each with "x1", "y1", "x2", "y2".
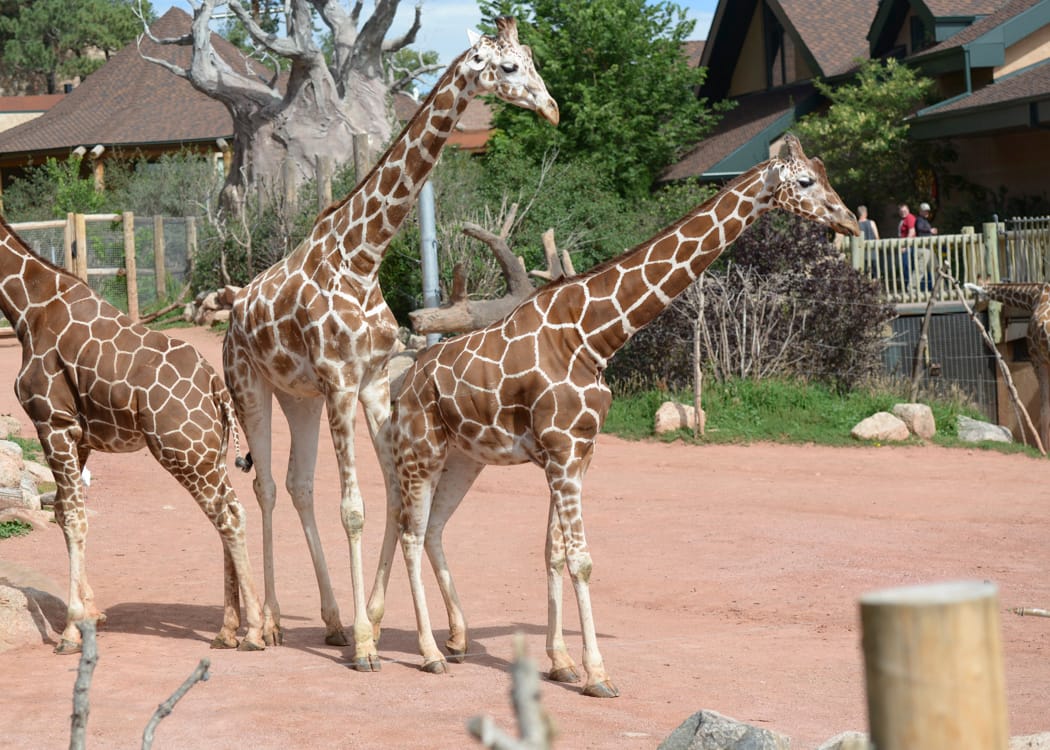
[
  {"x1": 764, "y1": 134, "x2": 860, "y2": 236},
  {"x1": 464, "y1": 17, "x2": 559, "y2": 125}
]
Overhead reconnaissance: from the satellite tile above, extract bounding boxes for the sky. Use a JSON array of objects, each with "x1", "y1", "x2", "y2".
[{"x1": 148, "y1": 0, "x2": 718, "y2": 68}]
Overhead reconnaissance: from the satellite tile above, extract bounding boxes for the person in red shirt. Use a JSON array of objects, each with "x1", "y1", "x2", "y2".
[{"x1": 898, "y1": 203, "x2": 918, "y2": 290}]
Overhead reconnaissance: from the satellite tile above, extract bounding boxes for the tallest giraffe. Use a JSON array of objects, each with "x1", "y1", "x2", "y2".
[{"x1": 222, "y1": 17, "x2": 558, "y2": 670}]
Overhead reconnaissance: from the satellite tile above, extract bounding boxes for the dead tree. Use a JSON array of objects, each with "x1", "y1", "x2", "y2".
[{"x1": 409, "y1": 223, "x2": 574, "y2": 335}]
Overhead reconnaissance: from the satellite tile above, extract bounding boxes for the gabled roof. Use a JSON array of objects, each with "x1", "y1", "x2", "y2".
[
  {"x1": 660, "y1": 83, "x2": 818, "y2": 182},
  {"x1": 869, "y1": 0, "x2": 1005, "y2": 57},
  {"x1": 0, "y1": 95, "x2": 64, "y2": 114},
  {"x1": 909, "y1": 0, "x2": 1047, "y2": 67},
  {"x1": 0, "y1": 8, "x2": 250, "y2": 160},
  {"x1": 910, "y1": 57, "x2": 1050, "y2": 136}
]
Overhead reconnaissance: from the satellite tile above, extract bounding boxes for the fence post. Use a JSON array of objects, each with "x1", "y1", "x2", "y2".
[
  {"x1": 64, "y1": 212, "x2": 75, "y2": 274},
  {"x1": 860, "y1": 580, "x2": 1009, "y2": 750},
  {"x1": 982, "y1": 222, "x2": 1002, "y2": 342},
  {"x1": 849, "y1": 235, "x2": 863, "y2": 271},
  {"x1": 123, "y1": 212, "x2": 139, "y2": 321},
  {"x1": 185, "y1": 215, "x2": 197, "y2": 276},
  {"x1": 153, "y1": 215, "x2": 166, "y2": 300},
  {"x1": 74, "y1": 213, "x2": 88, "y2": 282}
]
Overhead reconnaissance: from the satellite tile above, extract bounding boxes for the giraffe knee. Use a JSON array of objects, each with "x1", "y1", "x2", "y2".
[{"x1": 568, "y1": 553, "x2": 593, "y2": 584}]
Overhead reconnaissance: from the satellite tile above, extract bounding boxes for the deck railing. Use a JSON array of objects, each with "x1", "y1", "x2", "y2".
[{"x1": 849, "y1": 219, "x2": 1050, "y2": 303}]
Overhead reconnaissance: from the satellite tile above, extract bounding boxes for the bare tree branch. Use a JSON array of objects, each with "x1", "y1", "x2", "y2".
[
  {"x1": 69, "y1": 621, "x2": 100, "y2": 750},
  {"x1": 141, "y1": 660, "x2": 212, "y2": 750},
  {"x1": 383, "y1": 2, "x2": 423, "y2": 52},
  {"x1": 467, "y1": 634, "x2": 555, "y2": 749}
]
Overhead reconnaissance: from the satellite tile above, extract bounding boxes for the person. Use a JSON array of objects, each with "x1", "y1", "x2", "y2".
[
  {"x1": 858, "y1": 205, "x2": 880, "y2": 240},
  {"x1": 898, "y1": 203, "x2": 917, "y2": 289},
  {"x1": 858, "y1": 205, "x2": 880, "y2": 276},
  {"x1": 915, "y1": 202, "x2": 938, "y2": 236}
]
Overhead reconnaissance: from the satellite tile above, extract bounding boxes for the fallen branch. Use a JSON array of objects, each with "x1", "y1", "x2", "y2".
[
  {"x1": 70, "y1": 621, "x2": 100, "y2": 750},
  {"x1": 467, "y1": 634, "x2": 555, "y2": 750},
  {"x1": 1012, "y1": 607, "x2": 1050, "y2": 618},
  {"x1": 142, "y1": 659, "x2": 212, "y2": 749},
  {"x1": 139, "y1": 282, "x2": 192, "y2": 325}
]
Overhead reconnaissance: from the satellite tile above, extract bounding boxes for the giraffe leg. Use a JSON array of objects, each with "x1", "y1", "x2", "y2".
[
  {"x1": 278, "y1": 393, "x2": 347, "y2": 647},
  {"x1": 361, "y1": 377, "x2": 398, "y2": 644},
  {"x1": 42, "y1": 430, "x2": 97, "y2": 654},
  {"x1": 213, "y1": 544, "x2": 241, "y2": 649},
  {"x1": 546, "y1": 460, "x2": 619, "y2": 698},
  {"x1": 325, "y1": 387, "x2": 380, "y2": 671},
  {"x1": 400, "y1": 470, "x2": 448, "y2": 674},
  {"x1": 423, "y1": 451, "x2": 485, "y2": 661},
  {"x1": 544, "y1": 501, "x2": 580, "y2": 684},
  {"x1": 1037, "y1": 361, "x2": 1050, "y2": 453}
]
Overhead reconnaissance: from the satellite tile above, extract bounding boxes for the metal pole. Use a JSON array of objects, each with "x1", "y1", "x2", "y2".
[{"x1": 419, "y1": 180, "x2": 441, "y2": 347}]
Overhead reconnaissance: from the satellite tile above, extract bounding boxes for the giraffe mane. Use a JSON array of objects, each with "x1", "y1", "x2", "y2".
[{"x1": 314, "y1": 48, "x2": 474, "y2": 225}]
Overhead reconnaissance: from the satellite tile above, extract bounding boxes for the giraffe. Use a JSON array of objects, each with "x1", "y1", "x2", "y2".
[
  {"x1": 967, "y1": 282, "x2": 1050, "y2": 448},
  {"x1": 367, "y1": 135, "x2": 860, "y2": 696},
  {"x1": 0, "y1": 214, "x2": 273, "y2": 654},
  {"x1": 222, "y1": 17, "x2": 558, "y2": 670}
]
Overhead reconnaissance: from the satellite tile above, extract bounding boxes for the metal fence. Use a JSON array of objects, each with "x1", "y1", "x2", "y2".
[{"x1": 12, "y1": 213, "x2": 196, "y2": 318}]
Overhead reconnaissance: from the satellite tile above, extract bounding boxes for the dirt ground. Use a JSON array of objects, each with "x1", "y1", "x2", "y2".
[{"x1": 0, "y1": 324, "x2": 1048, "y2": 749}]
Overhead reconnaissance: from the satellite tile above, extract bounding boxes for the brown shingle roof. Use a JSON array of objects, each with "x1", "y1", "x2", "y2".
[
  {"x1": 918, "y1": 57, "x2": 1050, "y2": 115},
  {"x1": 914, "y1": 0, "x2": 1040, "y2": 58},
  {"x1": 0, "y1": 8, "x2": 254, "y2": 157},
  {"x1": 0, "y1": 95, "x2": 64, "y2": 113},
  {"x1": 683, "y1": 40, "x2": 705, "y2": 68},
  {"x1": 660, "y1": 83, "x2": 817, "y2": 181},
  {"x1": 924, "y1": 0, "x2": 1004, "y2": 15},
  {"x1": 777, "y1": 0, "x2": 880, "y2": 77}
]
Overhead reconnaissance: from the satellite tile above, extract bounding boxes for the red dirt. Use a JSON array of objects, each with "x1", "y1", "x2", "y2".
[{"x1": 1, "y1": 325, "x2": 1048, "y2": 749}]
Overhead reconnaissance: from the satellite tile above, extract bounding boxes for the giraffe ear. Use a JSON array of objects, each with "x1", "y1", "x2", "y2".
[
  {"x1": 467, "y1": 28, "x2": 482, "y2": 47},
  {"x1": 778, "y1": 133, "x2": 804, "y2": 161}
]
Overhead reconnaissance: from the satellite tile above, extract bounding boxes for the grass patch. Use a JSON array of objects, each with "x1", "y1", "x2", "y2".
[
  {"x1": 603, "y1": 376, "x2": 1037, "y2": 455},
  {"x1": 0, "y1": 520, "x2": 33, "y2": 539},
  {"x1": 9, "y1": 435, "x2": 43, "y2": 462}
]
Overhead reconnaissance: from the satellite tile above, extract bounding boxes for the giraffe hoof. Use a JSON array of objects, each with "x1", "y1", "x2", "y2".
[
  {"x1": 581, "y1": 680, "x2": 620, "y2": 698},
  {"x1": 237, "y1": 637, "x2": 266, "y2": 652},
  {"x1": 351, "y1": 654, "x2": 382, "y2": 672},
  {"x1": 210, "y1": 633, "x2": 240, "y2": 649},
  {"x1": 445, "y1": 640, "x2": 467, "y2": 663},
  {"x1": 325, "y1": 629, "x2": 349, "y2": 647},
  {"x1": 54, "y1": 638, "x2": 82, "y2": 655},
  {"x1": 421, "y1": 658, "x2": 448, "y2": 675},
  {"x1": 548, "y1": 666, "x2": 581, "y2": 684}
]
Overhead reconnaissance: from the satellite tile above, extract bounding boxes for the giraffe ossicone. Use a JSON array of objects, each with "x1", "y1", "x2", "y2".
[
  {"x1": 222, "y1": 16, "x2": 557, "y2": 671},
  {"x1": 369, "y1": 134, "x2": 859, "y2": 696},
  {"x1": 0, "y1": 214, "x2": 273, "y2": 653}
]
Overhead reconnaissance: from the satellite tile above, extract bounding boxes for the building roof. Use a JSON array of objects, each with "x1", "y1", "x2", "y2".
[
  {"x1": 911, "y1": 0, "x2": 1043, "y2": 60},
  {"x1": 775, "y1": 0, "x2": 880, "y2": 78},
  {"x1": 0, "y1": 95, "x2": 64, "y2": 114},
  {"x1": 0, "y1": 8, "x2": 249, "y2": 160},
  {"x1": 392, "y1": 92, "x2": 494, "y2": 152},
  {"x1": 923, "y1": 0, "x2": 1004, "y2": 14}
]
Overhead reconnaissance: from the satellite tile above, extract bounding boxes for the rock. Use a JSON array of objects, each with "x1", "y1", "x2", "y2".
[
  {"x1": 23, "y1": 460, "x2": 54, "y2": 486},
  {"x1": 0, "y1": 582, "x2": 66, "y2": 653},
  {"x1": 0, "y1": 507, "x2": 53, "y2": 530},
  {"x1": 957, "y1": 415, "x2": 1013, "y2": 444},
  {"x1": 0, "y1": 414, "x2": 22, "y2": 440},
  {"x1": 658, "y1": 710, "x2": 790, "y2": 750},
  {"x1": 211, "y1": 309, "x2": 231, "y2": 324},
  {"x1": 655, "y1": 401, "x2": 701, "y2": 435},
  {"x1": 817, "y1": 731, "x2": 871, "y2": 750},
  {"x1": 38, "y1": 490, "x2": 56, "y2": 508},
  {"x1": 892, "y1": 403, "x2": 936, "y2": 439},
  {"x1": 1012, "y1": 733, "x2": 1050, "y2": 749},
  {"x1": 0, "y1": 439, "x2": 25, "y2": 489},
  {"x1": 851, "y1": 412, "x2": 910, "y2": 442},
  {"x1": 216, "y1": 285, "x2": 241, "y2": 307}
]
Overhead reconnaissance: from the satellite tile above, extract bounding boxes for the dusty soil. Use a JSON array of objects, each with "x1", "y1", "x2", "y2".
[{"x1": 1, "y1": 325, "x2": 1048, "y2": 749}]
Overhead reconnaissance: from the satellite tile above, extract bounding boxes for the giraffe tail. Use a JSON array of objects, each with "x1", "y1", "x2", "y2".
[{"x1": 219, "y1": 391, "x2": 254, "y2": 473}]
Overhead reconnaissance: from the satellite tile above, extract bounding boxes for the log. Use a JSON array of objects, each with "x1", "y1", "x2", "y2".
[{"x1": 860, "y1": 580, "x2": 1008, "y2": 750}]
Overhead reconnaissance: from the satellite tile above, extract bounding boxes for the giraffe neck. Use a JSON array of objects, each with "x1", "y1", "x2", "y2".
[
  {"x1": 566, "y1": 166, "x2": 771, "y2": 363},
  {"x1": 984, "y1": 283, "x2": 1050, "y2": 311},
  {"x1": 308, "y1": 53, "x2": 477, "y2": 278},
  {"x1": 0, "y1": 219, "x2": 75, "y2": 337}
]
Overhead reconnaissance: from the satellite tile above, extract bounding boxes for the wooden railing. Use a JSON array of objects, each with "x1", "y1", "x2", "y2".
[{"x1": 849, "y1": 220, "x2": 1050, "y2": 303}]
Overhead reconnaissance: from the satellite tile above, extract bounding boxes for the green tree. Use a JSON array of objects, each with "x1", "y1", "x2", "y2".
[
  {"x1": 0, "y1": 0, "x2": 147, "y2": 93},
  {"x1": 792, "y1": 57, "x2": 937, "y2": 209},
  {"x1": 480, "y1": 0, "x2": 719, "y2": 199}
]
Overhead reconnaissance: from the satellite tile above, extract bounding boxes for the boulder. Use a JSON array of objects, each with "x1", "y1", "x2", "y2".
[
  {"x1": 1012, "y1": 733, "x2": 1050, "y2": 749},
  {"x1": 957, "y1": 415, "x2": 1013, "y2": 444},
  {"x1": 851, "y1": 412, "x2": 911, "y2": 442},
  {"x1": 216, "y1": 285, "x2": 241, "y2": 307},
  {"x1": 0, "y1": 578, "x2": 66, "y2": 653},
  {"x1": 0, "y1": 439, "x2": 23, "y2": 488},
  {"x1": 658, "y1": 710, "x2": 790, "y2": 750},
  {"x1": 23, "y1": 460, "x2": 54, "y2": 486},
  {"x1": 892, "y1": 403, "x2": 936, "y2": 440},
  {"x1": 0, "y1": 414, "x2": 21, "y2": 440},
  {"x1": 0, "y1": 507, "x2": 53, "y2": 530},
  {"x1": 817, "y1": 732, "x2": 871, "y2": 750},
  {"x1": 655, "y1": 401, "x2": 702, "y2": 435}
]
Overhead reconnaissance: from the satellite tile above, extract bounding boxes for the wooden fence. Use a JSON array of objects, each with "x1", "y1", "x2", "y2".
[
  {"x1": 11, "y1": 212, "x2": 196, "y2": 321},
  {"x1": 849, "y1": 218, "x2": 1050, "y2": 303}
]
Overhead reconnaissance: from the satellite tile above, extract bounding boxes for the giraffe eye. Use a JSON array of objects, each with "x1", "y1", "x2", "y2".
[
  {"x1": 798, "y1": 176, "x2": 814, "y2": 188},
  {"x1": 500, "y1": 62, "x2": 519, "y2": 74}
]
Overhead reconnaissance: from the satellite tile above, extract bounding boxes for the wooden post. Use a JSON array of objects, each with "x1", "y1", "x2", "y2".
[
  {"x1": 860, "y1": 580, "x2": 1009, "y2": 750},
  {"x1": 123, "y1": 212, "x2": 139, "y2": 321},
  {"x1": 316, "y1": 155, "x2": 333, "y2": 210},
  {"x1": 74, "y1": 213, "x2": 88, "y2": 282},
  {"x1": 153, "y1": 215, "x2": 166, "y2": 299},
  {"x1": 64, "y1": 212, "x2": 75, "y2": 274},
  {"x1": 983, "y1": 221, "x2": 1002, "y2": 342},
  {"x1": 850, "y1": 235, "x2": 863, "y2": 272},
  {"x1": 185, "y1": 215, "x2": 197, "y2": 275}
]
